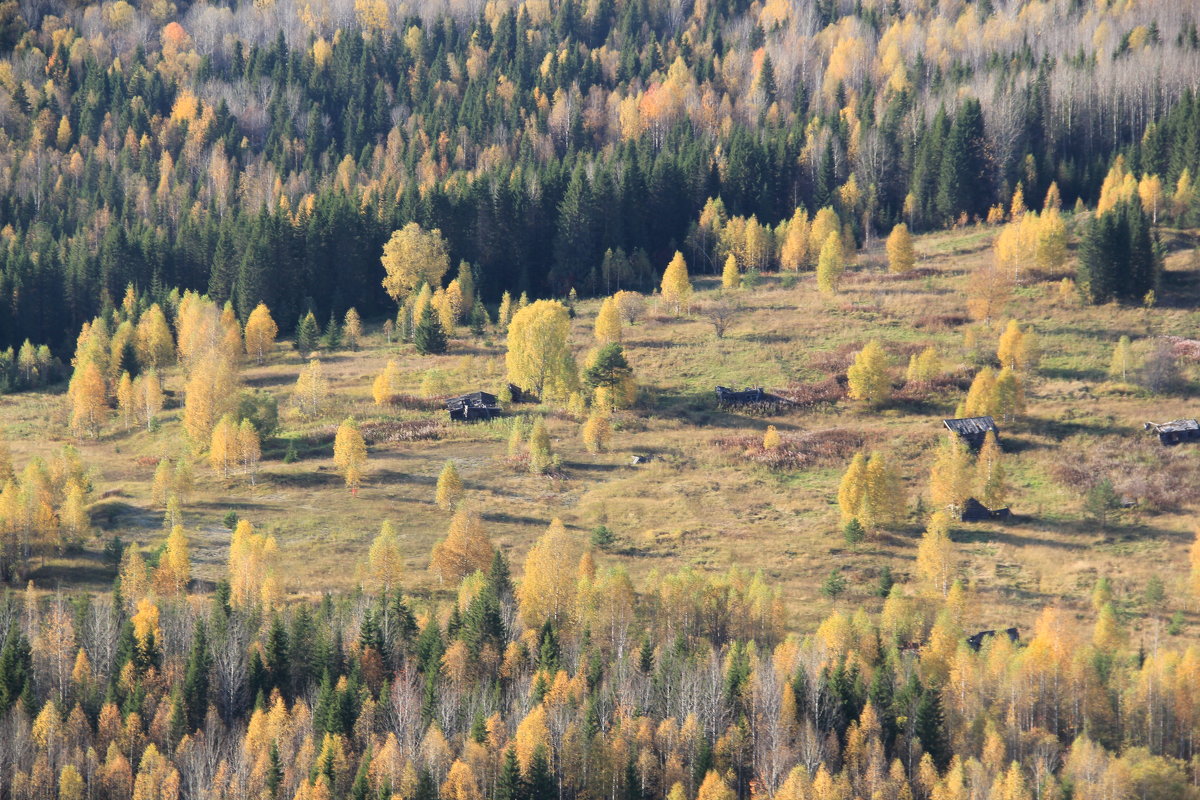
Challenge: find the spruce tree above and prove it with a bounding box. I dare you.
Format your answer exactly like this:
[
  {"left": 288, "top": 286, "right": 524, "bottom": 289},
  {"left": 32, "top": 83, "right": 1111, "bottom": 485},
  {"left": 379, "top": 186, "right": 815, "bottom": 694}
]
[
  {"left": 496, "top": 747, "right": 525, "bottom": 800},
  {"left": 296, "top": 311, "right": 320, "bottom": 353},
  {"left": 526, "top": 746, "right": 556, "bottom": 800},
  {"left": 936, "top": 98, "right": 990, "bottom": 223},
  {"left": 183, "top": 620, "right": 211, "bottom": 730},
  {"left": 414, "top": 303, "right": 448, "bottom": 355},
  {"left": 915, "top": 687, "right": 951, "bottom": 769}
]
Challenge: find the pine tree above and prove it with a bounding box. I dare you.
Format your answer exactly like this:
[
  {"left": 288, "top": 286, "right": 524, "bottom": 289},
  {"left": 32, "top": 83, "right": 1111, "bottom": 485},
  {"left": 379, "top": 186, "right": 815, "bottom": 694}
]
[
  {"left": 936, "top": 98, "right": 990, "bottom": 223},
  {"left": 182, "top": 620, "right": 210, "bottom": 731},
  {"left": 660, "top": 251, "right": 692, "bottom": 313},
  {"left": 886, "top": 223, "right": 915, "bottom": 273},
  {"left": 847, "top": 340, "right": 891, "bottom": 405},
  {"left": 333, "top": 418, "right": 368, "bottom": 492},
  {"left": 496, "top": 748, "right": 525, "bottom": 800},
  {"left": 915, "top": 688, "right": 951, "bottom": 769},
  {"left": 816, "top": 231, "right": 844, "bottom": 294},
  {"left": 321, "top": 311, "right": 341, "bottom": 350},
  {"left": 583, "top": 344, "right": 633, "bottom": 410},
  {"left": 414, "top": 303, "right": 449, "bottom": 355},
  {"left": 435, "top": 461, "right": 464, "bottom": 511}
]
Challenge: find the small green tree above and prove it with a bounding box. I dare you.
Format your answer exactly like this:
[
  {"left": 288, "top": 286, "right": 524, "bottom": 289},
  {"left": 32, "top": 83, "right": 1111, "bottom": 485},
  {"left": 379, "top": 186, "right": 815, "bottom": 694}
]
[
  {"left": 821, "top": 569, "right": 847, "bottom": 599},
  {"left": 296, "top": 311, "right": 320, "bottom": 353},
  {"left": 414, "top": 303, "right": 448, "bottom": 355}
]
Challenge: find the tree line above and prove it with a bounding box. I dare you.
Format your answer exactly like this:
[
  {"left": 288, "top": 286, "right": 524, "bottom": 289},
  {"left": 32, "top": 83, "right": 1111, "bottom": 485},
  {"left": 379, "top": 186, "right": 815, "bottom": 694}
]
[{"left": 0, "top": 0, "right": 1198, "bottom": 351}]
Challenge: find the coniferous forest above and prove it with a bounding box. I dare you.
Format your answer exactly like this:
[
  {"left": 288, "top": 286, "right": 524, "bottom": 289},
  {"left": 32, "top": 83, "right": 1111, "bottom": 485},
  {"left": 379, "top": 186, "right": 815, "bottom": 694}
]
[
  {"left": 0, "top": 0, "right": 1196, "bottom": 352},
  {"left": 4, "top": 0, "right": 1200, "bottom": 799}
]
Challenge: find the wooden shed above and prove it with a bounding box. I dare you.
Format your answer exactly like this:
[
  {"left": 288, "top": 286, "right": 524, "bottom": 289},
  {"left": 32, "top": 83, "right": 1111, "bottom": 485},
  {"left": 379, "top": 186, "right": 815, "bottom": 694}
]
[
  {"left": 960, "top": 497, "right": 1011, "bottom": 523},
  {"left": 943, "top": 416, "right": 998, "bottom": 449},
  {"left": 1143, "top": 419, "right": 1200, "bottom": 446},
  {"left": 966, "top": 627, "right": 1020, "bottom": 652},
  {"left": 716, "top": 386, "right": 767, "bottom": 405},
  {"left": 447, "top": 391, "right": 500, "bottom": 422}
]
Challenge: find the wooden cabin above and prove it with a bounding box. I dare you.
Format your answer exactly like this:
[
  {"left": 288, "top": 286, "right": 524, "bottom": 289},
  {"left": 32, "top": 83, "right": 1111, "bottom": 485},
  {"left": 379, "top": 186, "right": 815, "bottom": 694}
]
[
  {"left": 966, "top": 627, "right": 1020, "bottom": 652},
  {"left": 943, "top": 416, "right": 999, "bottom": 449},
  {"left": 715, "top": 386, "right": 767, "bottom": 405},
  {"left": 1143, "top": 419, "right": 1200, "bottom": 446},
  {"left": 447, "top": 391, "right": 500, "bottom": 422},
  {"left": 960, "top": 497, "right": 1011, "bottom": 523}
]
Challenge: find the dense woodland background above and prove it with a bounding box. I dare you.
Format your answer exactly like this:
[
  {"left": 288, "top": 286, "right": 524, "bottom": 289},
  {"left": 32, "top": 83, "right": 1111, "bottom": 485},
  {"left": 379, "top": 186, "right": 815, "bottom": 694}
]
[
  {"left": 2, "top": 0, "right": 1200, "bottom": 799},
  {"left": 0, "top": 0, "right": 1198, "bottom": 351}
]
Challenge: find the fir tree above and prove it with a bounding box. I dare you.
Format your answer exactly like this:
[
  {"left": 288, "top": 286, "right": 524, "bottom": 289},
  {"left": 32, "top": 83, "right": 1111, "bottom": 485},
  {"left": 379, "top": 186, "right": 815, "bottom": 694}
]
[
  {"left": 182, "top": 620, "right": 211, "bottom": 731},
  {"left": 414, "top": 303, "right": 448, "bottom": 355},
  {"left": 296, "top": 311, "right": 320, "bottom": 353}
]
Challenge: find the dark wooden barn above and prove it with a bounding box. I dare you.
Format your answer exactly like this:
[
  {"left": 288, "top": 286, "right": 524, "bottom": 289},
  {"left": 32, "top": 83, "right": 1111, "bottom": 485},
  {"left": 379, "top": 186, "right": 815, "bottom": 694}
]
[
  {"left": 716, "top": 386, "right": 767, "bottom": 404},
  {"left": 447, "top": 391, "right": 500, "bottom": 422},
  {"left": 1144, "top": 419, "right": 1200, "bottom": 446},
  {"left": 943, "top": 416, "right": 999, "bottom": 449},
  {"left": 966, "top": 627, "right": 1020, "bottom": 651},
  {"left": 960, "top": 497, "right": 1011, "bottom": 522}
]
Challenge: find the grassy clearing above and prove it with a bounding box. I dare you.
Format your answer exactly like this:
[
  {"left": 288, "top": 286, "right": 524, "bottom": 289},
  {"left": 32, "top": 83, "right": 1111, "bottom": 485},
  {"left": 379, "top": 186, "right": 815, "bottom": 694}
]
[{"left": 5, "top": 224, "right": 1200, "bottom": 636}]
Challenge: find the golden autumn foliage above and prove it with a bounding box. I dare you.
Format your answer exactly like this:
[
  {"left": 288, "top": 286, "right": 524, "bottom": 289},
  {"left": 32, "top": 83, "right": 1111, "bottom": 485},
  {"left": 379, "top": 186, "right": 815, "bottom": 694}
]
[
  {"left": 430, "top": 510, "right": 494, "bottom": 584},
  {"left": 333, "top": 418, "right": 368, "bottom": 491},
  {"left": 243, "top": 303, "right": 278, "bottom": 365},
  {"left": 885, "top": 223, "right": 915, "bottom": 273},
  {"left": 517, "top": 518, "right": 576, "bottom": 628},
  {"left": 381, "top": 222, "right": 451, "bottom": 302},
  {"left": 846, "top": 340, "right": 891, "bottom": 405},
  {"left": 659, "top": 251, "right": 692, "bottom": 313},
  {"left": 435, "top": 460, "right": 464, "bottom": 511}
]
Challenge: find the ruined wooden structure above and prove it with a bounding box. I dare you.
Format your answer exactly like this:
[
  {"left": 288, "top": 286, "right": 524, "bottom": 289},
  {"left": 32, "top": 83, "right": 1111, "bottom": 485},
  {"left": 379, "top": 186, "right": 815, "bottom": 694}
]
[
  {"left": 715, "top": 386, "right": 786, "bottom": 413},
  {"left": 966, "top": 627, "right": 1020, "bottom": 651},
  {"left": 960, "top": 497, "right": 1011, "bottom": 523},
  {"left": 447, "top": 391, "right": 500, "bottom": 422},
  {"left": 1144, "top": 419, "right": 1200, "bottom": 446},
  {"left": 943, "top": 416, "right": 999, "bottom": 449}
]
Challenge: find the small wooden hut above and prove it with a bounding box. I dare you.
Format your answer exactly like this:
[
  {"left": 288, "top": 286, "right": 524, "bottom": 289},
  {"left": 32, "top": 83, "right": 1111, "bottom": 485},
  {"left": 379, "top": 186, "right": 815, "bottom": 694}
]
[
  {"left": 943, "top": 416, "right": 998, "bottom": 449},
  {"left": 1143, "top": 419, "right": 1200, "bottom": 446},
  {"left": 447, "top": 391, "right": 500, "bottom": 422}
]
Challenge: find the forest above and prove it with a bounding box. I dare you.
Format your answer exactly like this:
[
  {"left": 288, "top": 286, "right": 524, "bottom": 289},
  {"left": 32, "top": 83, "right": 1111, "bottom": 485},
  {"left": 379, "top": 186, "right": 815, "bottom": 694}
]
[
  {"left": 0, "top": 0, "right": 1197, "bottom": 351},
  {"left": 2, "top": 0, "right": 1200, "bottom": 798}
]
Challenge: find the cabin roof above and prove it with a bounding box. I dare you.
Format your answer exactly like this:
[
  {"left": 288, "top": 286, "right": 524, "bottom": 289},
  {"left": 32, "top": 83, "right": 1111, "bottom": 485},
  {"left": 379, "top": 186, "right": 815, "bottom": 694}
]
[
  {"left": 447, "top": 391, "right": 497, "bottom": 406},
  {"left": 1147, "top": 418, "right": 1199, "bottom": 434},
  {"left": 943, "top": 416, "right": 997, "bottom": 436}
]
